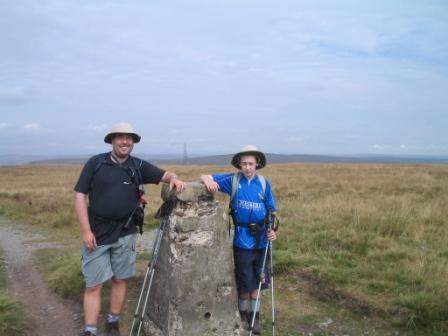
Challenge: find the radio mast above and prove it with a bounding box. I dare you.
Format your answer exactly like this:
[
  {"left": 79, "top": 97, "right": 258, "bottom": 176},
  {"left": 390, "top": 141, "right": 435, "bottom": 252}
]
[{"left": 183, "top": 143, "right": 188, "bottom": 165}]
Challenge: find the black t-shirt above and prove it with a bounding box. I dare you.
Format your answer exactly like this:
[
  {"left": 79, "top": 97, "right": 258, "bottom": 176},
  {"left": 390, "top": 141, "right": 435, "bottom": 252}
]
[{"left": 74, "top": 152, "right": 165, "bottom": 245}]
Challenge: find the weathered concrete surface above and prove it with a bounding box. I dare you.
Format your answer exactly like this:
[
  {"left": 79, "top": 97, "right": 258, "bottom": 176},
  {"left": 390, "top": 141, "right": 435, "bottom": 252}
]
[{"left": 144, "top": 182, "right": 242, "bottom": 336}]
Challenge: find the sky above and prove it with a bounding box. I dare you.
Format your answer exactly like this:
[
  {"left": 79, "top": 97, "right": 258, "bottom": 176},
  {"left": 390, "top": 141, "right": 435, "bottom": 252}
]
[{"left": 1, "top": 0, "right": 447, "bottom": 157}]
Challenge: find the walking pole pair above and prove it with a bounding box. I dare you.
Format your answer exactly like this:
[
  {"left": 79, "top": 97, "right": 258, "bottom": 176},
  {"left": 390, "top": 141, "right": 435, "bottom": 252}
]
[
  {"left": 129, "top": 200, "right": 174, "bottom": 336},
  {"left": 249, "top": 212, "right": 279, "bottom": 336}
]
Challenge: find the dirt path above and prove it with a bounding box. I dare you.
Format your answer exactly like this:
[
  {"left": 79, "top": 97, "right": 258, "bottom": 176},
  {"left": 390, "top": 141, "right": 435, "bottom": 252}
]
[{"left": 0, "top": 217, "right": 82, "bottom": 336}]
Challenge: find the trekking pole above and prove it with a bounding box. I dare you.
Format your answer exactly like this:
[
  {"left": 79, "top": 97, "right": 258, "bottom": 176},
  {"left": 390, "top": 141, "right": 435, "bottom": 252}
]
[
  {"left": 249, "top": 212, "right": 279, "bottom": 336},
  {"left": 270, "top": 239, "right": 275, "bottom": 336},
  {"left": 249, "top": 221, "right": 272, "bottom": 336},
  {"left": 129, "top": 200, "right": 173, "bottom": 336},
  {"left": 270, "top": 213, "right": 279, "bottom": 336}
]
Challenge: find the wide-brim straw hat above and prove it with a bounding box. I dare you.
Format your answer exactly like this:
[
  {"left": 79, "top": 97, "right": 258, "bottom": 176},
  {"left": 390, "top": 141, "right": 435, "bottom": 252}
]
[
  {"left": 231, "top": 145, "right": 266, "bottom": 169},
  {"left": 104, "top": 122, "right": 141, "bottom": 144}
]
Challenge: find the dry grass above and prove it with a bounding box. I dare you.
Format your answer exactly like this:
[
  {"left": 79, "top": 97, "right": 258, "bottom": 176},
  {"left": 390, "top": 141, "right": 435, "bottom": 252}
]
[{"left": 1, "top": 163, "right": 448, "bottom": 334}]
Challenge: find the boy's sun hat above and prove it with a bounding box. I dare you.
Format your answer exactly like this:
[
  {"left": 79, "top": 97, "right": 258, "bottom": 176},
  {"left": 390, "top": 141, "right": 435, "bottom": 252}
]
[{"left": 231, "top": 145, "right": 266, "bottom": 169}]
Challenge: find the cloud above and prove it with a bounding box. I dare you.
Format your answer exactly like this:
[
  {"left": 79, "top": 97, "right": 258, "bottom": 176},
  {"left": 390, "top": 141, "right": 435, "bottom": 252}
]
[
  {"left": 0, "top": 87, "right": 34, "bottom": 104},
  {"left": 87, "top": 124, "right": 107, "bottom": 132},
  {"left": 23, "top": 123, "right": 41, "bottom": 130},
  {"left": 372, "top": 144, "right": 386, "bottom": 150},
  {"left": 0, "top": 1, "right": 446, "bottom": 156},
  {"left": 372, "top": 143, "right": 424, "bottom": 153}
]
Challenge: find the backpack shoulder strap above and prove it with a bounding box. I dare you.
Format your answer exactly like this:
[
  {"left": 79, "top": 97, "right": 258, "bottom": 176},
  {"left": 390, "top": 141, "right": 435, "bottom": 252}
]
[
  {"left": 130, "top": 156, "right": 144, "bottom": 186},
  {"left": 230, "top": 173, "right": 266, "bottom": 200},
  {"left": 228, "top": 172, "right": 241, "bottom": 236},
  {"left": 230, "top": 172, "right": 241, "bottom": 202},
  {"left": 93, "top": 153, "right": 108, "bottom": 175},
  {"left": 258, "top": 174, "right": 266, "bottom": 195},
  {"left": 131, "top": 156, "right": 143, "bottom": 169}
]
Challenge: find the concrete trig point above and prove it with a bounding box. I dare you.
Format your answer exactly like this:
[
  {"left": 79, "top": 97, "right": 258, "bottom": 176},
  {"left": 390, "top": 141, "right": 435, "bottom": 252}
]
[{"left": 143, "top": 182, "right": 243, "bottom": 336}]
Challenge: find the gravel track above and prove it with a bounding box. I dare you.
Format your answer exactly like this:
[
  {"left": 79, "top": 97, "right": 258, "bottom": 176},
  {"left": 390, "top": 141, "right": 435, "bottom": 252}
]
[{"left": 0, "top": 217, "right": 82, "bottom": 336}]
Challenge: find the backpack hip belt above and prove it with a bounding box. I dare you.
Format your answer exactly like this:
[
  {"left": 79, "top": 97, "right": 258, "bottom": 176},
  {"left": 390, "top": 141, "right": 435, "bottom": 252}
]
[
  {"left": 89, "top": 214, "right": 128, "bottom": 226},
  {"left": 234, "top": 220, "right": 265, "bottom": 227}
]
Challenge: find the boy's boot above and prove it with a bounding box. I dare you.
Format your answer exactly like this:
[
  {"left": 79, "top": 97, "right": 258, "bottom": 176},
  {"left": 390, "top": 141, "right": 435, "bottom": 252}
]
[
  {"left": 238, "top": 298, "right": 250, "bottom": 330},
  {"left": 248, "top": 311, "right": 261, "bottom": 335},
  {"left": 239, "top": 310, "right": 250, "bottom": 330}
]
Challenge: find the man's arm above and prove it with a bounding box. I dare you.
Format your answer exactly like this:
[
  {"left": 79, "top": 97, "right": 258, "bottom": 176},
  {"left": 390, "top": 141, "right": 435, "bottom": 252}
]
[
  {"left": 74, "top": 191, "right": 97, "bottom": 251},
  {"left": 161, "top": 171, "right": 186, "bottom": 192},
  {"left": 200, "top": 174, "right": 219, "bottom": 193}
]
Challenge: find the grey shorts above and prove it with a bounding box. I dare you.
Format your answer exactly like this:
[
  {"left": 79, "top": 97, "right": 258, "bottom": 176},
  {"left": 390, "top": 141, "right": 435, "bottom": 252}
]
[{"left": 81, "top": 234, "right": 137, "bottom": 288}]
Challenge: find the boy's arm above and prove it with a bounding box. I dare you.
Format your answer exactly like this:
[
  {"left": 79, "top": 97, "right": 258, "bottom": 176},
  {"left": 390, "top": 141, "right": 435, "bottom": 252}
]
[{"left": 200, "top": 174, "right": 219, "bottom": 193}]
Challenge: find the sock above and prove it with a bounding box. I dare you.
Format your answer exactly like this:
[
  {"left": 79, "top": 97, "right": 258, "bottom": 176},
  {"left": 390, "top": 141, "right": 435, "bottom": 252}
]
[
  {"left": 84, "top": 325, "right": 97, "bottom": 335},
  {"left": 250, "top": 299, "right": 260, "bottom": 313},
  {"left": 238, "top": 299, "right": 250, "bottom": 312},
  {"left": 107, "top": 313, "right": 120, "bottom": 323}
]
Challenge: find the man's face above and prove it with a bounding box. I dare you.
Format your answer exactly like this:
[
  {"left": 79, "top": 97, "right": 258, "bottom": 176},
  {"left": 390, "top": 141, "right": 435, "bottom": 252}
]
[
  {"left": 239, "top": 155, "right": 257, "bottom": 179},
  {"left": 111, "top": 134, "right": 134, "bottom": 158}
]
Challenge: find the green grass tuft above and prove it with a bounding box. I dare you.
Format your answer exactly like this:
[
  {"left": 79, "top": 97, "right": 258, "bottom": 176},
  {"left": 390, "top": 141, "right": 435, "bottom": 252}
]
[
  {"left": 36, "top": 248, "right": 84, "bottom": 298},
  {"left": 0, "top": 294, "right": 25, "bottom": 335},
  {"left": 0, "top": 248, "right": 26, "bottom": 335}
]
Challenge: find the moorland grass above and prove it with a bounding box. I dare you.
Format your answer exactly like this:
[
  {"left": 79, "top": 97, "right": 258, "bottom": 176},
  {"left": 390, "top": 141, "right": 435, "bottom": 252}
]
[
  {"left": 35, "top": 247, "right": 85, "bottom": 299},
  {"left": 0, "top": 163, "right": 447, "bottom": 334},
  {"left": 0, "top": 247, "right": 25, "bottom": 335}
]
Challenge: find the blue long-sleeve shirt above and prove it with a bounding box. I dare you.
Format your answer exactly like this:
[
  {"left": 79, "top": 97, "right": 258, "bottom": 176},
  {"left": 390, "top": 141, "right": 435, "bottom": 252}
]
[{"left": 212, "top": 173, "right": 277, "bottom": 249}]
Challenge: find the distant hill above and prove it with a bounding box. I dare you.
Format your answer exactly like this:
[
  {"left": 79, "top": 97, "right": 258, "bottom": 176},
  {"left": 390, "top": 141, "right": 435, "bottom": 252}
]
[
  {"left": 5, "top": 153, "right": 446, "bottom": 166},
  {"left": 156, "top": 153, "right": 448, "bottom": 165},
  {"left": 0, "top": 153, "right": 180, "bottom": 165}
]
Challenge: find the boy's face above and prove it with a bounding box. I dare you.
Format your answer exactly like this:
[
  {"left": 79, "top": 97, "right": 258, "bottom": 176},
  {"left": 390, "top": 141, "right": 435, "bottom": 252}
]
[{"left": 239, "top": 155, "right": 257, "bottom": 179}]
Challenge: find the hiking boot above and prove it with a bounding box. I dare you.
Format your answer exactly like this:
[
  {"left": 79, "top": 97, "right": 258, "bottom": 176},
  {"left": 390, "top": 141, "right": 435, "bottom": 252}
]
[
  {"left": 239, "top": 310, "right": 250, "bottom": 330},
  {"left": 247, "top": 311, "right": 261, "bottom": 335},
  {"left": 105, "top": 320, "right": 121, "bottom": 336}
]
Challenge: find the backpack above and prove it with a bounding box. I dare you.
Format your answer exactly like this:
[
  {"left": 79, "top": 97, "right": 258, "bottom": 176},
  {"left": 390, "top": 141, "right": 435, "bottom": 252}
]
[
  {"left": 228, "top": 172, "right": 267, "bottom": 235},
  {"left": 91, "top": 153, "right": 146, "bottom": 233}
]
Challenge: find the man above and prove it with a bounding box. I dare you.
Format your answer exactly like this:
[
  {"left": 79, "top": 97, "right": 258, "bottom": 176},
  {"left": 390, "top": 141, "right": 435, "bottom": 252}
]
[
  {"left": 74, "top": 122, "right": 185, "bottom": 336},
  {"left": 200, "top": 145, "right": 278, "bottom": 335}
]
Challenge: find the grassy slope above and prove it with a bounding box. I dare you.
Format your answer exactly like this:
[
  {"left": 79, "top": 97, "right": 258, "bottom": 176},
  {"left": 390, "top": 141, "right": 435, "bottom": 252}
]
[
  {"left": 272, "top": 164, "right": 448, "bottom": 333},
  {"left": 0, "top": 164, "right": 447, "bottom": 335}
]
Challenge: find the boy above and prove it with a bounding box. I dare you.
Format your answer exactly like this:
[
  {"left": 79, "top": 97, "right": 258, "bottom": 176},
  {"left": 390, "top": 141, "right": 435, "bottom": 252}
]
[{"left": 201, "top": 145, "right": 278, "bottom": 335}]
